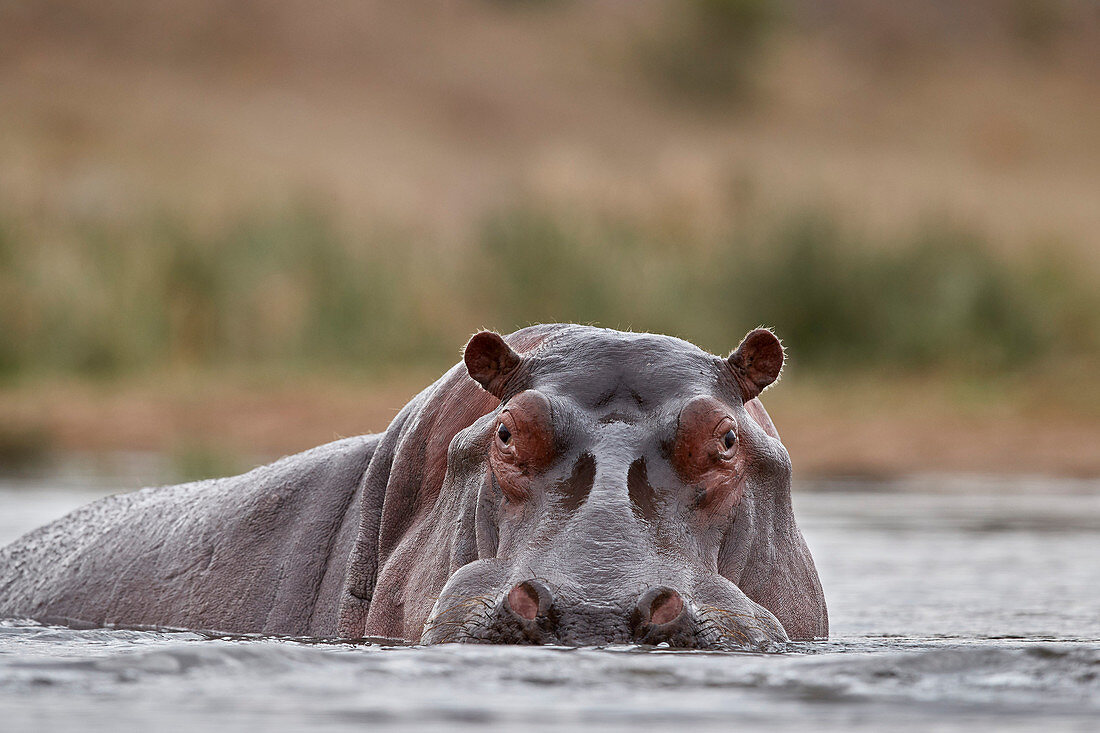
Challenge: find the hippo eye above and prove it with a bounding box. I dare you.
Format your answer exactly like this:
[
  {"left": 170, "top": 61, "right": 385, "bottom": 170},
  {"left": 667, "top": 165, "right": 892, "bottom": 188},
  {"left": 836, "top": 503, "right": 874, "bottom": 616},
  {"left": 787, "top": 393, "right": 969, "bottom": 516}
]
[
  {"left": 722, "top": 429, "right": 736, "bottom": 450},
  {"left": 497, "top": 423, "right": 512, "bottom": 444}
]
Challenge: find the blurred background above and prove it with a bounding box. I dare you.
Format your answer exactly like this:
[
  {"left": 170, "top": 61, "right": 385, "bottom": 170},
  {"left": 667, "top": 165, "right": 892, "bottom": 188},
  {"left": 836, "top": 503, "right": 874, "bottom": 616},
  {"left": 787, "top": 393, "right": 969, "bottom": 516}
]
[{"left": 2, "top": 0, "right": 1099, "bottom": 484}]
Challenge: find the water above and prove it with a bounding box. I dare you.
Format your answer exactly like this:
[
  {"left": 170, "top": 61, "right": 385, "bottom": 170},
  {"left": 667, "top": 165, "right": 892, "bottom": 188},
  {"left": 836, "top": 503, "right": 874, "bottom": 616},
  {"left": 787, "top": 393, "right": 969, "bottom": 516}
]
[{"left": 1, "top": 466, "right": 1098, "bottom": 731}]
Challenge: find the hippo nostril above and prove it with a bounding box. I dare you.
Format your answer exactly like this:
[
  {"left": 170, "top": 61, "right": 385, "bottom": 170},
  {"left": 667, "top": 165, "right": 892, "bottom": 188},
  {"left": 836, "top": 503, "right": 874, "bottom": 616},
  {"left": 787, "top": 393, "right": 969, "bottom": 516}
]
[
  {"left": 507, "top": 583, "right": 539, "bottom": 621},
  {"left": 649, "top": 589, "right": 684, "bottom": 626},
  {"left": 635, "top": 586, "right": 686, "bottom": 629},
  {"left": 505, "top": 580, "right": 550, "bottom": 622}
]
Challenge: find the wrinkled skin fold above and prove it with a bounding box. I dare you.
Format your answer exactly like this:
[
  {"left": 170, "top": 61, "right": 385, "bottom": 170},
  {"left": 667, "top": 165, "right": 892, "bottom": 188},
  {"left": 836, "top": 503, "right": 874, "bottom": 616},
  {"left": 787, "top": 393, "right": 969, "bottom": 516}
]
[{"left": 1, "top": 325, "right": 827, "bottom": 650}]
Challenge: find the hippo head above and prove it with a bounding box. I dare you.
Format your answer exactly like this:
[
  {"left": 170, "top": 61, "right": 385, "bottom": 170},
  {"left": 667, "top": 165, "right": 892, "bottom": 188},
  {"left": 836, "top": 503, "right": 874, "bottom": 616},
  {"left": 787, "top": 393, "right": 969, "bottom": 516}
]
[{"left": 409, "top": 326, "right": 826, "bottom": 650}]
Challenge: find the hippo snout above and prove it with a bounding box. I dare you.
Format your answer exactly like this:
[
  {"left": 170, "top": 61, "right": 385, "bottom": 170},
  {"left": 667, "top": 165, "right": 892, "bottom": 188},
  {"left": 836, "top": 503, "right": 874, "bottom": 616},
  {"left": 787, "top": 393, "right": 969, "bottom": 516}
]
[
  {"left": 498, "top": 580, "right": 693, "bottom": 646},
  {"left": 492, "top": 580, "right": 697, "bottom": 647},
  {"left": 422, "top": 577, "right": 783, "bottom": 650}
]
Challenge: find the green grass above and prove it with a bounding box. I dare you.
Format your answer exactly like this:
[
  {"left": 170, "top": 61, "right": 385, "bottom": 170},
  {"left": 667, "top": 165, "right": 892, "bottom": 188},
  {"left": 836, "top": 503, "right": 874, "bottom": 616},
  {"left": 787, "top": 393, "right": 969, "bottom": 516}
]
[
  {"left": 642, "top": 0, "right": 784, "bottom": 103},
  {"left": 1, "top": 204, "right": 1096, "bottom": 383},
  {"left": 169, "top": 439, "right": 249, "bottom": 483}
]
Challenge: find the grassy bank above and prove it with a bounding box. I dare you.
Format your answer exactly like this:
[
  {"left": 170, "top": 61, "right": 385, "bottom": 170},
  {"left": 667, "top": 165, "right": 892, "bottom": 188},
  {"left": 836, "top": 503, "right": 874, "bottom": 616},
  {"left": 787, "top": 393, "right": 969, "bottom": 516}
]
[
  {"left": 2, "top": 205, "right": 1097, "bottom": 383},
  {"left": 4, "top": 203, "right": 1100, "bottom": 480}
]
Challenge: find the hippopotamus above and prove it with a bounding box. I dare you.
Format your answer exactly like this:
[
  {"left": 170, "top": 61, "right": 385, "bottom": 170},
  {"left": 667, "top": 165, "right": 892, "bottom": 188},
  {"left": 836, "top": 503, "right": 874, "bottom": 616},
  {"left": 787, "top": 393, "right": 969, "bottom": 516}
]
[{"left": 0, "top": 324, "right": 827, "bottom": 649}]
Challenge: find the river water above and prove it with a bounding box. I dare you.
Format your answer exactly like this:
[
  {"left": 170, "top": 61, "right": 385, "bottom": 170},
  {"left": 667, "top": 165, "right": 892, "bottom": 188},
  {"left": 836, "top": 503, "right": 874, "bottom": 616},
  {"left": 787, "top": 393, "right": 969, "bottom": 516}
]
[{"left": 0, "top": 464, "right": 1097, "bottom": 732}]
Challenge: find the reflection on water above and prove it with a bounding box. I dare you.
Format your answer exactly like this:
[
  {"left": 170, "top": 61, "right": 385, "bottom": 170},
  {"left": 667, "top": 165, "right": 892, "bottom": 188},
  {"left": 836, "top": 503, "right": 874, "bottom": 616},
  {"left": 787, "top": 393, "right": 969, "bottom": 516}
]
[{"left": 0, "top": 460, "right": 1098, "bottom": 731}]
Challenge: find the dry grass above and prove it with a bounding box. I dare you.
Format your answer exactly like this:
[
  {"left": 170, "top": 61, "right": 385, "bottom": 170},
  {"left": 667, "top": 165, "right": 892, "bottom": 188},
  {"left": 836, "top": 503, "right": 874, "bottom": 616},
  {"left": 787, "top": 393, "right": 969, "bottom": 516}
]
[{"left": 1, "top": 1, "right": 1098, "bottom": 253}]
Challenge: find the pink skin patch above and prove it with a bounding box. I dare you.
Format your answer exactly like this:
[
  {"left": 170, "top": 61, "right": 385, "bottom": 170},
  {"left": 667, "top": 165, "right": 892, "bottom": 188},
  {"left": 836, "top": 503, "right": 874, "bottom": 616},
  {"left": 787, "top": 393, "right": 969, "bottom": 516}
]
[
  {"left": 649, "top": 589, "right": 684, "bottom": 626},
  {"left": 507, "top": 582, "right": 541, "bottom": 621}
]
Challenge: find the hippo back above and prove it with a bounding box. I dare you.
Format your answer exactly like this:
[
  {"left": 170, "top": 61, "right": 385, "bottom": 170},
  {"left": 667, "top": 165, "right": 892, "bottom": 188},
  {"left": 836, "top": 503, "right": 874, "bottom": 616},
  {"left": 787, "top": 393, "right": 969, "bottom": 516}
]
[{"left": 0, "top": 434, "right": 379, "bottom": 636}]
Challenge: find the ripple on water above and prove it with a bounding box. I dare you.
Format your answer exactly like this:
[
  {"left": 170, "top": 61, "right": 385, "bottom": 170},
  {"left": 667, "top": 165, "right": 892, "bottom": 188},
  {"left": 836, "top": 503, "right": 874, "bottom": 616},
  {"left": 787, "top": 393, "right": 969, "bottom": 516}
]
[
  {"left": 2, "top": 485, "right": 1099, "bottom": 731},
  {"left": 1, "top": 620, "right": 1098, "bottom": 732}
]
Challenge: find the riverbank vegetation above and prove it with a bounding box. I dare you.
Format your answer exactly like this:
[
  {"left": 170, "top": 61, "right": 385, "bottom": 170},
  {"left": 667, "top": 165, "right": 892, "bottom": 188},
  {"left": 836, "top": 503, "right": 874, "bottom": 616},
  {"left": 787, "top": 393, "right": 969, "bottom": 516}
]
[
  {"left": 3, "top": 1, "right": 1099, "bottom": 479},
  {"left": 3, "top": 205, "right": 1095, "bottom": 383}
]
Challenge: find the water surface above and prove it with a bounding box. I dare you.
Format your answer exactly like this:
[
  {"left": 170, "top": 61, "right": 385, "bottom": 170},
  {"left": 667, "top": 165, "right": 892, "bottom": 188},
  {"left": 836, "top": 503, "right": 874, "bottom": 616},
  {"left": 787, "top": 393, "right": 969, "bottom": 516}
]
[{"left": 1, "top": 466, "right": 1097, "bottom": 731}]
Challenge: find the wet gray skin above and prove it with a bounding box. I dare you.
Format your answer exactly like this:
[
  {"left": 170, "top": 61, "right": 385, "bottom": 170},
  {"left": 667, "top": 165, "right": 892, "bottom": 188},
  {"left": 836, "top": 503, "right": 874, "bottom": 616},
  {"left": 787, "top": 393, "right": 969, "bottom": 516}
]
[
  {"left": 0, "top": 325, "right": 826, "bottom": 650},
  {"left": 408, "top": 327, "right": 827, "bottom": 650}
]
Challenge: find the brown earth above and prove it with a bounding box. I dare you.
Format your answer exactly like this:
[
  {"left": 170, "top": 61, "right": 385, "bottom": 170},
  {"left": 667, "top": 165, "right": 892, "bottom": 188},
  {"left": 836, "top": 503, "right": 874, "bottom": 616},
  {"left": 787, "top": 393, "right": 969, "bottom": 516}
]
[{"left": 3, "top": 374, "right": 1100, "bottom": 479}]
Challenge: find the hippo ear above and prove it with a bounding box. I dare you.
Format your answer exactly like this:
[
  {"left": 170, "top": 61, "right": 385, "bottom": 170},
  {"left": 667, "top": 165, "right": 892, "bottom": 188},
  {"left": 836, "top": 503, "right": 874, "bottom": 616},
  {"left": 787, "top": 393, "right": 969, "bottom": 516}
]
[
  {"left": 464, "top": 331, "right": 522, "bottom": 398},
  {"left": 728, "top": 328, "right": 784, "bottom": 402}
]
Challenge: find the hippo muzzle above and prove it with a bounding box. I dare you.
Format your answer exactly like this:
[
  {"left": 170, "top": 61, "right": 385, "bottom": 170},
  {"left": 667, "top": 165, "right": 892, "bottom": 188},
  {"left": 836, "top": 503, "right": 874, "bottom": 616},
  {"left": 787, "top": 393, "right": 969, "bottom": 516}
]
[{"left": 423, "top": 572, "right": 788, "bottom": 651}]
